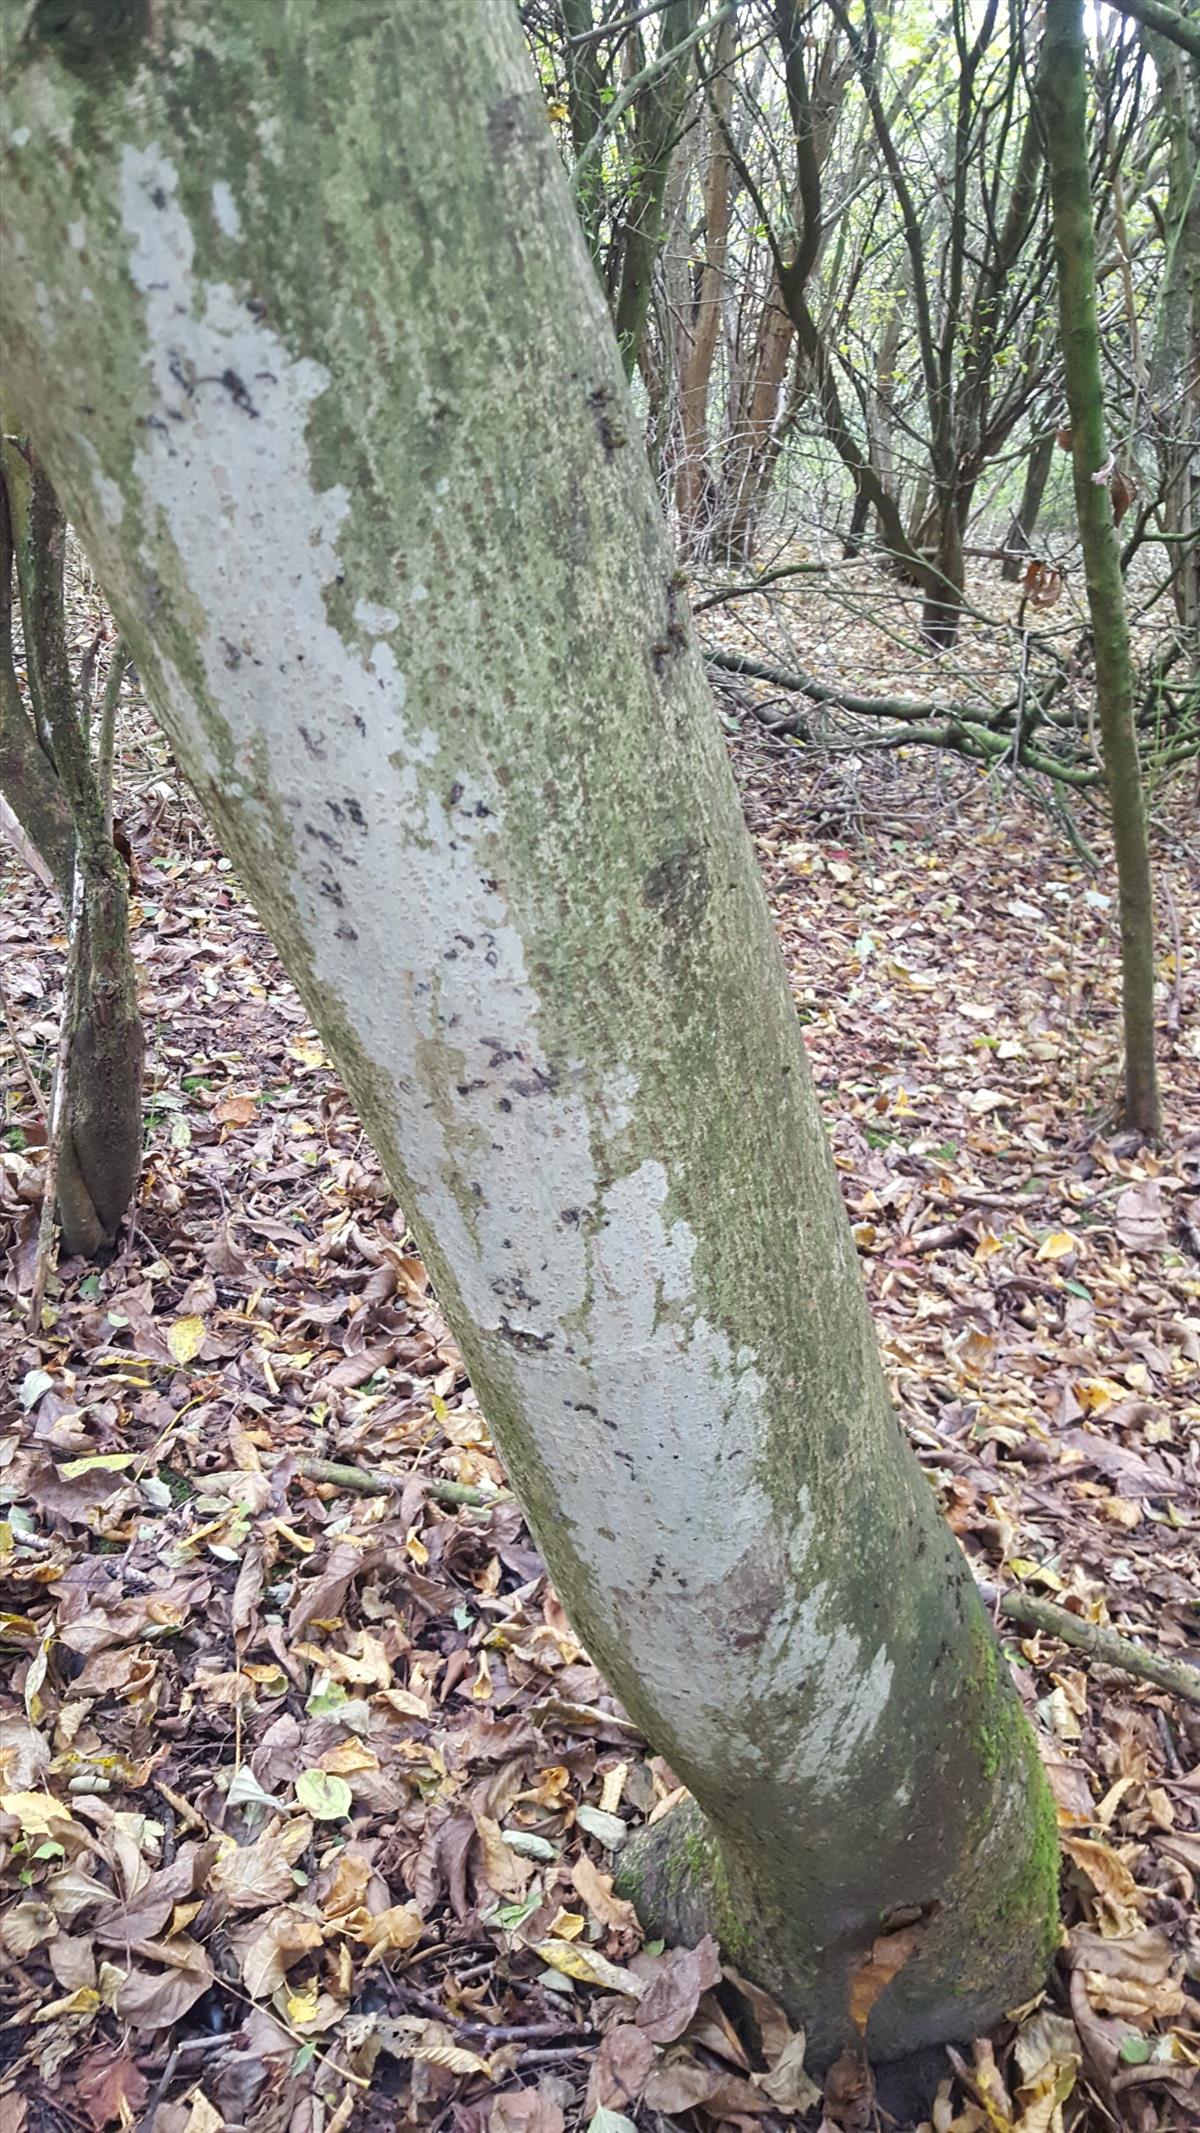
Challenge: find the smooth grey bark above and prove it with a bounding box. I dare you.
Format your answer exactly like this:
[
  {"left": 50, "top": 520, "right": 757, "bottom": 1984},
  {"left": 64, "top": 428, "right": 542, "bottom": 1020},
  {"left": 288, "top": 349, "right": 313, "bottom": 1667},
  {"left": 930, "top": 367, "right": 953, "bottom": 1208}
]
[{"left": 0, "top": 0, "right": 1057, "bottom": 2064}]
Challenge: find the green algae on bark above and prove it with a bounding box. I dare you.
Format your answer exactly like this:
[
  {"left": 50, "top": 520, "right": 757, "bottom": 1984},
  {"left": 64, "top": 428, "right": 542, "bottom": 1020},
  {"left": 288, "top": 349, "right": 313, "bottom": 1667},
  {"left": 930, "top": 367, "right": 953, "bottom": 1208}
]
[{"left": 1, "top": 0, "right": 1058, "bottom": 2057}]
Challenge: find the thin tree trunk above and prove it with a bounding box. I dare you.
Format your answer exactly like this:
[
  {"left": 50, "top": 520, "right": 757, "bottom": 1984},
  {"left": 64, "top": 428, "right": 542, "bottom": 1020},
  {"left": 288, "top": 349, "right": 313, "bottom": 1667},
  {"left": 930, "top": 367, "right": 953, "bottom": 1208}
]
[
  {"left": 1001, "top": 430, "right": 1055, "bottom": 580},
  {"left": 612, "top": 2, "right": 701, "bottom": 376},
  {"left": 1038, "top": 0, "right": 1162, "bottom": 1139},
  {"left": 1145, "top": 33, "right": 1200, "bottom": 644},
  {"left": 0, "top": 442, "right": 143, "bottom": 1250},
  {"left": 0, "top": 0, "right": 1058, "bottom": 2062},
  {"left": 674, "top": 16, "right": 735, "bottom": 546}
]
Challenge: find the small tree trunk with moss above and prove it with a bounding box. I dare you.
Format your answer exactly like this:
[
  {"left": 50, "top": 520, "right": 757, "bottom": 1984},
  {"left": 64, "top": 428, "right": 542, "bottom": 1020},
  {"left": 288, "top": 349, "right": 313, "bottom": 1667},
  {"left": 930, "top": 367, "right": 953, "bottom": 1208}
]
[
  {"left": 0, "top": 0, "right": 1058, "bottom": 2065},
  {"left": 0, "top": 441, "right": 143, "bottom": 1255},
  {"left": 1038, "top": 0, "right": 1161, "bottom": 1139},
  {"left": 1001, "top": 429, "right": 1056, "bottom": 581}
]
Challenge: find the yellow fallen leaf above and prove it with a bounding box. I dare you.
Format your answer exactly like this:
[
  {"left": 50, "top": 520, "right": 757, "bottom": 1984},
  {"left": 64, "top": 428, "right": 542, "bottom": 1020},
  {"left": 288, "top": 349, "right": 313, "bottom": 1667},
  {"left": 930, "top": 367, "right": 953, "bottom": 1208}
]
[
  {"left": 0, "top": 1790, "right": 77, "bottom": 1838},
  {"left": 1074, "top": 1378, "right": 1125, "bottom": 1414},
  {"left": 34, "top": 1985, "right": 100, "bottom": 2023},
  {"left": 1036, "top": 1231, "right": 1078, "bottom": 1262},
  {"left": 547, "top": 1907, "right": 585, "bottom": 1940},
  {"left": 600, "top": 1763, "right": 628, "bottom": 1814},
  {"left": 286, "top": 1982, "right": 321, "bottom": 2025},
  {"left": 349, "top": 1902, "right": 424, "bottom": 1958},
  {"left": 535, "top": 1939, "right": 645, "bottom": 1997},
  {"left": 321, "top": 1738, "right": 379, "bottom": 1776},
  {"left": 57, "top": 1451, "right": 138, "bottom": 1480},
  {"left": 168, "top": 1316, "right": 207, "bottom": 1366},
  {"left": 183, "top": 2091, "right": 225, "bottom": 2133}
]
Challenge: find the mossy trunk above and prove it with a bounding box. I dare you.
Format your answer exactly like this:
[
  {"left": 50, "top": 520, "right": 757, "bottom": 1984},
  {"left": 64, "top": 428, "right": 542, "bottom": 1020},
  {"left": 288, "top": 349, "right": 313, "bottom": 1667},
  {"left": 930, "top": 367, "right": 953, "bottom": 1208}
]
[
  {"left": 611, "top": 2, "right": 699, "bottom": 377},
  {"left": 0, "top": 0, "right": 1057, "bottom": 2065},
  {"left": 1038, "top": 0, "right": 1161, "bottom": 1139}
]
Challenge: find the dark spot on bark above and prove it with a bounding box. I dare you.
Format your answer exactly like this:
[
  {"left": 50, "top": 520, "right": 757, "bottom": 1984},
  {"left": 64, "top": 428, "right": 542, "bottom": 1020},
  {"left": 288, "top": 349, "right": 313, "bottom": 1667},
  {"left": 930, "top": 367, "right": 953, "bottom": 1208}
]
[
  {"left": 220, "top": 639, "right": 243, "bottom": 671},
  {"left": 642, "top": 842, "right": 709, "bottom": 927},
  {"left": 344, "top": 797, "right": 365, "bottom": 828},
  {"left": 572, "top": 1402, "right": 598, "bottom": 1417},
  {"left": 560, "top": 1207, "right": 580, "bottom": 1226},
  {"left": 32, "top": 2, "right": 152, "bottom": 76},
  {"left": 496, "top": 1318, "right": 552, "bottom": 1353},
  {"left": 510, "top": 1067, "right": 558, "bottom": 1097},
  {"left": 487, "top": 94, "right": 524, "bottom": 156},
  {"left": 318, "top": 878, "right": 344, "bottom": 908},
  {"left": 498, "top": 1097, "right": 512, "bottom": 1113},
  {"left": 335, "top": 922, "right": 358, "bottom": 943},
  {"left": 220, "top": 368, "right": 259, "bottom": 417},
  {"left": 587, "top": 384, "right": 626, "bottom": 460},
  {"left": 449, "top": 781, "right": 464, "bottom": 806}
]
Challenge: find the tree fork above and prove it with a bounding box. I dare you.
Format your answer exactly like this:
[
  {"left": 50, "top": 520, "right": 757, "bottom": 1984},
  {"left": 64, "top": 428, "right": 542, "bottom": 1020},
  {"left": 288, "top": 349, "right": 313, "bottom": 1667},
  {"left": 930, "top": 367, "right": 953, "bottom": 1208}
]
[{"left": 0, "top": 0, "right": 1058, "bottom": 2065}]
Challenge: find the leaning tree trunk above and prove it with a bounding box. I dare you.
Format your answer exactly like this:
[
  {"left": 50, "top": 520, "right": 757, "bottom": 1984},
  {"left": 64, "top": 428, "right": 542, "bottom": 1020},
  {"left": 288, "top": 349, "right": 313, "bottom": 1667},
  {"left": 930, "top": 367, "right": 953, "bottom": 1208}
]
[
  {"left": 1038, "top": 0, "right": 1162, "bottom": 1139},
  {"left": 0, "top": 0, "right": 1057, "bottom": 2065}
]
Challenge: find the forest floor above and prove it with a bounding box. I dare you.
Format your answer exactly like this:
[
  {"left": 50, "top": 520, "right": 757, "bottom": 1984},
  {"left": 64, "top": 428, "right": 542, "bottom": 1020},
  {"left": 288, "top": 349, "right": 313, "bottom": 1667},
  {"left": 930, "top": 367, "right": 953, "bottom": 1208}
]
[{"left": 1, "top": 566, "right": 1198, "bottom": 2133}]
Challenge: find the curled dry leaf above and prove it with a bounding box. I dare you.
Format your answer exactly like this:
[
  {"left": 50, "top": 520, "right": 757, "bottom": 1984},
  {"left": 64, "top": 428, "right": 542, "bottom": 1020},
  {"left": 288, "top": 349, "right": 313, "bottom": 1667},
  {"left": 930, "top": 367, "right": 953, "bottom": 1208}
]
[
  {"left": 570, "top": 1850, "right": 640, "bottom": 1938},
  {"left": 1114, "top": 1182, "right": 1169, "bottom": 1255},
  {"left": 207, "top": 1819, "right": 311, "bottom": 1911},
  {"left": 633, "top": 1935, "right": 721, "bottom": 2044},
  {"left": 753, "top": 2029, "right": 822, "bottom": 2114},
  {"left": 585, "top": 2023, "right": 655, "bottom": 2117},
  {"left": 489, "top": 2089, "right": 566, "bottom": 2133},
  {"left": 848, "top": 1920, "right": 925, "bottom": 2033},
  {"left": 239, "top": 1908, "right": 325, "bottom": 1999}
]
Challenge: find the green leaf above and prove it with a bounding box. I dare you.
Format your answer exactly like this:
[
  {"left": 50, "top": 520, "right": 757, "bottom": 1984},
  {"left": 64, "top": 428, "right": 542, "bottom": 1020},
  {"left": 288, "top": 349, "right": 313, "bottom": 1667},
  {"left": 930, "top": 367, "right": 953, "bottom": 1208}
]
[
  {"left": 492, "top": 1893, "right": 542, "bottom": 1930},
  {"left": 295, "top": 1769, "right": 353, "bottom": 1821},
  {"left": 1118, "top": 2036, "right": 1152, "bottom": 2066},
  {"left": 588, "top": 2111, "right": 639, "bottom": 2133}
]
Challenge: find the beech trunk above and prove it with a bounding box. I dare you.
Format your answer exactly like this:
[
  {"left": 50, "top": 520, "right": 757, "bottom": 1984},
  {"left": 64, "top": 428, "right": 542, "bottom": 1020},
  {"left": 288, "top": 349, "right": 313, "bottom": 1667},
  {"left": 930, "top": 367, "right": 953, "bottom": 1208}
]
[{"left": 0, "top": 0, "right": 1057, "bottom": 2064}]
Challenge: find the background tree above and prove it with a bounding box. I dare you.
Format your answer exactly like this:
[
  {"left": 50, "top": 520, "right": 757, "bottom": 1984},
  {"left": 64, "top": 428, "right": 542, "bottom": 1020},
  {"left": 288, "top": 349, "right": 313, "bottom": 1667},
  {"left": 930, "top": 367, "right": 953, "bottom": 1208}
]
[
  {"left": 0, "top": 442, "right": 142, "bottom": 1258},
  {"left": 1038, "top": 0, "right": 1163, "bottom": 1139},
  {"left": 0, "top": 0, "right": 1058, "bottom": 2066}
]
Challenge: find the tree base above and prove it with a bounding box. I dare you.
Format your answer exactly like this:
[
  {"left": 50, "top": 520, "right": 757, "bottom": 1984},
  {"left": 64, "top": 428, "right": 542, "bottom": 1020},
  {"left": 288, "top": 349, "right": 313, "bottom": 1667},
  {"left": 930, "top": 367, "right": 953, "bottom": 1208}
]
[{"left": 615, "top": 1784, "right": 1059, "bottom": 2072}]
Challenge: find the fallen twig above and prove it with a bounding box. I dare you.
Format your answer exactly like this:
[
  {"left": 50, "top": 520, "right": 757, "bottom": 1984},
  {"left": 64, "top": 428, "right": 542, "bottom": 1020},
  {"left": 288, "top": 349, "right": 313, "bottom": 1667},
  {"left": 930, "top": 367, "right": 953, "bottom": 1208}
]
[
  {"left": 297, "top": 1454, "right": 511, "bottom": 1509},
  {"left": 980, "top": 1581, "right": 1200, "bottom": 1705}
]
